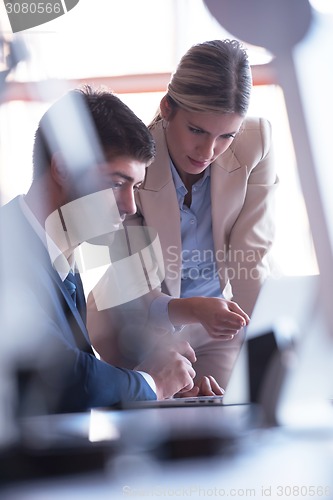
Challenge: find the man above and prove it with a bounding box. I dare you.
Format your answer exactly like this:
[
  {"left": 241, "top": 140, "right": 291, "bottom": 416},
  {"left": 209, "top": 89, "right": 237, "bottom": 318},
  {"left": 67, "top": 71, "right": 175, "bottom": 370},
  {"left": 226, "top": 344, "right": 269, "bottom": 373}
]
[{"left": 0, "top": 86, "right": 196, "bottom": 414}]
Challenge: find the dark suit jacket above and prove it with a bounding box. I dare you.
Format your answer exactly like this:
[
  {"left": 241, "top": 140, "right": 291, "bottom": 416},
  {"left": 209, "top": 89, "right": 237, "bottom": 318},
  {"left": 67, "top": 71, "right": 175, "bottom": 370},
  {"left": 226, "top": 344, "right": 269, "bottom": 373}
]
[{"left": 0, "top": 196, "right": 156, "bottom": 413}]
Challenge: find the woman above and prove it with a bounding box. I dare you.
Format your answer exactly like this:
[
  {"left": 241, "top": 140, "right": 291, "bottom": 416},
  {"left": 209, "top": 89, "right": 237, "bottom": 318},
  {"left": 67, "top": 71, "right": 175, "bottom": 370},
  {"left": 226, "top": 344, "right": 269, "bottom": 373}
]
[{"left": 87, "top": 39, "right": 278, "bottom": 393}]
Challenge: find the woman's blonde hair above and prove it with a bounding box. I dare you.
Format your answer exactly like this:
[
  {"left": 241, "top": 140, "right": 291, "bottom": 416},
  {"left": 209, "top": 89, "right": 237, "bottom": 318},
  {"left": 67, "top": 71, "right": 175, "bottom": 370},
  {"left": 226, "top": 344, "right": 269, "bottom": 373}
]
[{"left": 150, "top": 39, "right": 252, "bottom": 128}]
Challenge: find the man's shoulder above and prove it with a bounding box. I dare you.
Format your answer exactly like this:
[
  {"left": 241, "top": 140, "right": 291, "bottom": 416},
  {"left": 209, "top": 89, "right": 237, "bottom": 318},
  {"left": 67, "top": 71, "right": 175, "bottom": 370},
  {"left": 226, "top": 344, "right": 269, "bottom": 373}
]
[
  {"left": 1, "top": 196, "right": 29, "bottom": 244},
  {"left": 0, "top": 195, "right": 27, "bottom": 228},
  {"left": 0, "top": 195, "right": 46, "bottom": 273},
  {"left": 1, "top": 195, "right": 21, "bottom": 215}
]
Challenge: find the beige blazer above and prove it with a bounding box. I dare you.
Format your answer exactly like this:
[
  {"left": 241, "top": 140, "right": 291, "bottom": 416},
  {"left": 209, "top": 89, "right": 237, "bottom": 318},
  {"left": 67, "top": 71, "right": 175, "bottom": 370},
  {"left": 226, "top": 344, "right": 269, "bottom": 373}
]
[
  {"left": 135, "top": 116, "right": 279, "bottom": 316},
  {"left": 87, "top": 116, "right": 278, "bottom": 380}
]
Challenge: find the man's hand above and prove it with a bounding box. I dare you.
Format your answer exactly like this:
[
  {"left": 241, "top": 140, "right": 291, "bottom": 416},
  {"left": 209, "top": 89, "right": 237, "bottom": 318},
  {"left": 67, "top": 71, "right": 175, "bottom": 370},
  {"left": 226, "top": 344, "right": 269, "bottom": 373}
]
[
  {"left": 175, "top": 375, "right": 224, "bottom": 398},
  {"left": 169, "top": 296, "right": 250, "bottom": 340},
  {"left": 135, "top": 340, "right": 196, "bottom": 400}
]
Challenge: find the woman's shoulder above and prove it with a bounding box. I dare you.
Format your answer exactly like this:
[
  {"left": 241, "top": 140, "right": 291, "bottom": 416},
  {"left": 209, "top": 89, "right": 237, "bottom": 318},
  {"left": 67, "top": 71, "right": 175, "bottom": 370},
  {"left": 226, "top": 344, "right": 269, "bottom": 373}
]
[
  {"left": 230, "top": 116, "right": 272, "bottom": 163},
  {"left": 240, "top": 116, "right": 272, "bottom": 136}
]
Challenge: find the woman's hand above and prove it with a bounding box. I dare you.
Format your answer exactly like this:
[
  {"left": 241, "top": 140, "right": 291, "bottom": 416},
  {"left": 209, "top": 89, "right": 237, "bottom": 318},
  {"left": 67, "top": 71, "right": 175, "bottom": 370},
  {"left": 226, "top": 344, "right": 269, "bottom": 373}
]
[{"left": 169, "top": 296, "right": 250, "bottom": 340}]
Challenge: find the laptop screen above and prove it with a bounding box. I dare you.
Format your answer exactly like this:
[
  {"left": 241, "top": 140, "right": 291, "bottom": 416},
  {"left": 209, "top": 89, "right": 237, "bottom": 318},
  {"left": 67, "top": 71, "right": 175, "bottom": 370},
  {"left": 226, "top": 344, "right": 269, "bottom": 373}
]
[{"left": 223, "top": 274, "right": 320, "bottom": 407}]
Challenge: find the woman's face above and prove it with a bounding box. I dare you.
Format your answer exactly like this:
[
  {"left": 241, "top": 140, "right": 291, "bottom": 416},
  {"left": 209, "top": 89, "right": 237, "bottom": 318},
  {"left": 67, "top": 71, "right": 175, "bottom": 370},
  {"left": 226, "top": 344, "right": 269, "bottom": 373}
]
[{"left": 163, "top": 107, "right": 243, "bottom": 183}]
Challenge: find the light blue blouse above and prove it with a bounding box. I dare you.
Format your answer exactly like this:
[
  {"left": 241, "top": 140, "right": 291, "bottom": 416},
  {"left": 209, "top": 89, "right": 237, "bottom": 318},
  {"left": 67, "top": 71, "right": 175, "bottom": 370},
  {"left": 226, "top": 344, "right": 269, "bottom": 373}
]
[
  {"left": 170, "top": 161, "right": 222, "bottom": 299},
  {"left": 149, "top": 160, "right": 223, "bottom": 332}
]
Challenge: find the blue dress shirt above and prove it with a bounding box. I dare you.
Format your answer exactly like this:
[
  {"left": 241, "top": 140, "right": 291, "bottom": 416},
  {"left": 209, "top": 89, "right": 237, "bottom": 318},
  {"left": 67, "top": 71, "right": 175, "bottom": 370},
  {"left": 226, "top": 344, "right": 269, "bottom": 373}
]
[
  {"left": 170, "top": 161, "right": 222, "bottom": 299},
  {"left": 149, "top": 160, "right": 223, "bottom": 332}
]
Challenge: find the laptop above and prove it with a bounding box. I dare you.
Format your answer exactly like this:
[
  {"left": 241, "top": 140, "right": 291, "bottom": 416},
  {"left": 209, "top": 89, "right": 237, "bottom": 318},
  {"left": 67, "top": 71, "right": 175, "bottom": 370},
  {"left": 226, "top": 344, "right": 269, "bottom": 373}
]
[
  {"left": 120, "top": 274, "right": 320, "bottom": 411},
  {"left": 223, "top": 273, "right": 320, "bottom": 425},
  {"left": 245, "top": 273, "right": 319, "bottom": 341},
  {"left": 16, "top": 274, "right": 321, "bottom": 465},
  {"left": 119, "top": 394, "right": 225, "bottom": 409}
]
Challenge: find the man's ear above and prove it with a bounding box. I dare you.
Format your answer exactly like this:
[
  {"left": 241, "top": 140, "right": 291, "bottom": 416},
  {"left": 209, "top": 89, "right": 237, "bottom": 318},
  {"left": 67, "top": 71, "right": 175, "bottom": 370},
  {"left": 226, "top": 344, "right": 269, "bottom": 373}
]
[{"left": 50, "top": 152, "right": 69, "bottom": 188}]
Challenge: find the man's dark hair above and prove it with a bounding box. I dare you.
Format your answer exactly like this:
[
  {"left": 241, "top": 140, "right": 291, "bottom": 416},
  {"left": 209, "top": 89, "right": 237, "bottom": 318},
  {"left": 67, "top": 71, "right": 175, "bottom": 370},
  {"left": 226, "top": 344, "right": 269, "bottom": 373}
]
[{"left": 32, "top": 85, "right": 156, "bottom": 179}]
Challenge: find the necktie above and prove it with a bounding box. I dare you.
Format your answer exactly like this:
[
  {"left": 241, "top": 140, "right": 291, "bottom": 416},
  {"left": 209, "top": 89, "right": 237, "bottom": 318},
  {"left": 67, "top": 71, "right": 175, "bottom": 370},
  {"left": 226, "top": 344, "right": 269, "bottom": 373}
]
[
  {"left": 63, "top": 271, "right": 91, "bottom": 354},
  {"left": 64, "top": 272, "right": 77, "bottom": 306}
]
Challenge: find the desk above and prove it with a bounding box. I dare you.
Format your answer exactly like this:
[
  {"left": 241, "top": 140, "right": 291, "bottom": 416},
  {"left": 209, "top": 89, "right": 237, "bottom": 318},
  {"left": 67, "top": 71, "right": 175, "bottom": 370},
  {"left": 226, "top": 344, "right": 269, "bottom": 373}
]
[{"left": 1, "top": 405, "right": 333, "bottom": 499}]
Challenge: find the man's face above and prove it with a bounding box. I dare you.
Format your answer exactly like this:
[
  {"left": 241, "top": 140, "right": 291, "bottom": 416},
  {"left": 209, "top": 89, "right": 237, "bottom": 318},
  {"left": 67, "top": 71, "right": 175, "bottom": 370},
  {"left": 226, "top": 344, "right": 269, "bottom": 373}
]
[
  {"left": 75, "top": 155, "right": 146, "bottom": 244},
  {"left": 82, "top": 154, "right": 146, "bottom": 221},
  {"left": 47, "top": 155, "right": 146, "bottom": 256}
]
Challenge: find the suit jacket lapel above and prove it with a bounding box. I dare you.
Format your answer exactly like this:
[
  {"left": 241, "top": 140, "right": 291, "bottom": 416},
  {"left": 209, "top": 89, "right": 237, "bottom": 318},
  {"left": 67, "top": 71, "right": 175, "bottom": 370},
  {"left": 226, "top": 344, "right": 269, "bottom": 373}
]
[
  {"left": 5, "top": 197, "right": 93, "bottom": 354},
  {"left": 49, "top": 267, "right": 92, "bottom": 348},
  {"left": 75, "top": 272, "right": 87, "bottom": 324},
  {"left": 138, "top": 124, "right": 249, "bottom": 297},
  {"left": 138, "top": 124, "right": 182, "bottom": 296},
  {"left": 211, "top": 143, "right": 248, "bottom": 289}
]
